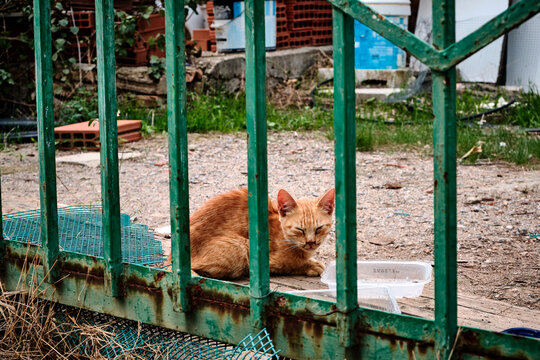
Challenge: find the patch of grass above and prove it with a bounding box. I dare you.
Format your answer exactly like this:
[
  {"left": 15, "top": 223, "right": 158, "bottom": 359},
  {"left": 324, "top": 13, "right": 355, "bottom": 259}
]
[
  {"left": 118, "top": 92, "right": 333, "bottom": 134},
  {"left": 115, "top": 89, "right": 539, "bottom": 167},
  {"left": 458, "top": 126, "right": 540, "bottom": 165},
  {"left": 356, "top": 124, "right": 375, "bottom": 151},
  {"left": 512, "top": 86, "right": 540, "bottom": 128}
]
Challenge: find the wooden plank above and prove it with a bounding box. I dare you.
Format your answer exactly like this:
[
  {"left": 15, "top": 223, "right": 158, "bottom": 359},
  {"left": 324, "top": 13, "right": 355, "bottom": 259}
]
[
  {"left": 399, "top": 286, "right": 540, "bottom": 332},
  {"left": 240, "top": 277, "right": 540, "bottom": 333}
]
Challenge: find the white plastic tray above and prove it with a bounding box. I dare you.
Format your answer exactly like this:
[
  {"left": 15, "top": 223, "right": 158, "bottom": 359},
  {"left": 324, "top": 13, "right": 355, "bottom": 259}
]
[
  {"left": 321, "top": 260, "right": 432, "bottom": 298},
  {"left": 288, "top": 286, "right": 401, "bottom": 314}
]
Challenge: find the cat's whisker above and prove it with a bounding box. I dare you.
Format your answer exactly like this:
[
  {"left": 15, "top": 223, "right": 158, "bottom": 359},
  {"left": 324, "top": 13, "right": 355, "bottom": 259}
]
[
  {"left": 282, "top": 244, "right": 301, "bottom": 251},
  {"left": 280, "top": 239, "right": 298, "bottom": 244}
]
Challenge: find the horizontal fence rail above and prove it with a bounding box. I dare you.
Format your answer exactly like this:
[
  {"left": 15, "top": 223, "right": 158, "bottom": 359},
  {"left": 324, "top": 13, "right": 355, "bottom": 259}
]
[{"left": 0, "top": 0, "right": 539, "bottom": 359}]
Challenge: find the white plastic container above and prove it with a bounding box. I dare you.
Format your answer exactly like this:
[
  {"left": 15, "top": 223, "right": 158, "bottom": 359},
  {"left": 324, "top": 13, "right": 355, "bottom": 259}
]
[
  {"left": 288, "top": 286, "right": 401, "bottom": 314},
  {"left": 213, "top": 0, "right": 276, "bottom": 53},
  {"left": 321, "top": 261, "right": 432, "bottom": 298}
]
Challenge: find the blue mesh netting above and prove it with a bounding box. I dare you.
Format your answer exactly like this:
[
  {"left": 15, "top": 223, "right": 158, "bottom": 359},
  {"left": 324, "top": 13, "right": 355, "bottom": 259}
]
[
  {"left": 55, "top": 304, "right": 280, "bottom": 359},
  {"left": 2, "top": 205, "right": 164, "bottom": 266}
]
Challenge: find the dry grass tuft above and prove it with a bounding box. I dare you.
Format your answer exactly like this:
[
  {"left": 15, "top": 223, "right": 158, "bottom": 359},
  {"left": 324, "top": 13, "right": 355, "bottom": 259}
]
[{"left": 0, "top": 249, "right": 163, "bottom": 359}]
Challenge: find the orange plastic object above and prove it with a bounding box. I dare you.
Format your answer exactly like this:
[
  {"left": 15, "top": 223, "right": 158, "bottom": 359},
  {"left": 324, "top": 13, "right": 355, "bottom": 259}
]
[{"left": 54, "top": 120, "right": 142, "bottom": 149}]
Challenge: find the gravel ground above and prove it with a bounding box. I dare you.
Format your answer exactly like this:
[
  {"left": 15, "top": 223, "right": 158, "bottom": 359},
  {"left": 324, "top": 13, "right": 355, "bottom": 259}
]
[{"left": 1, "top": 131, "right": 539, "bottom": 309}]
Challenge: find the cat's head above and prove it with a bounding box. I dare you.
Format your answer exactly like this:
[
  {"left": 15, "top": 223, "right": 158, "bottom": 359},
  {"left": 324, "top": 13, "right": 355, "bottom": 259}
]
[{"left": 277, "top": 188, "right": 335, "bottom": 252}]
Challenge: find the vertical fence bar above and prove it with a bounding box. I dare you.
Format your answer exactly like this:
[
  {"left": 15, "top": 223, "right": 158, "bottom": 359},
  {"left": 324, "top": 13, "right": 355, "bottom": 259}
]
[
  {"left": 432, "top": 0, "right": 458, "bottom": 358},
  {"left": 166, "top": 0, "right": 191, "bottom": 312},
  {"left": 245, "top": 0, "right": 269, "bottom": 329},
  {"left": 34, "top": 0, "right": 59, "bottom": 282},
  {"left": 332, "top": 7, "right": 357, "bottom": 348},
  {"left": 95, "top": 0, "right": 122, "bottom": 297}
]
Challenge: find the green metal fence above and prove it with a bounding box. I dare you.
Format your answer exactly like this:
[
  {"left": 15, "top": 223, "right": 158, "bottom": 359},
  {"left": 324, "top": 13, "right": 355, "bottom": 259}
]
[{"left": 1, "top": 0, "right": 540, "bottom": 358}]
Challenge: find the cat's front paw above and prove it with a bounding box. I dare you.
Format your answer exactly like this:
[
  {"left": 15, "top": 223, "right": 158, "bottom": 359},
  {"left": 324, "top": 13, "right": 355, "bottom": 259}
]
[{"left": 305, "top": 260, "right": 325, "bottom": 277}]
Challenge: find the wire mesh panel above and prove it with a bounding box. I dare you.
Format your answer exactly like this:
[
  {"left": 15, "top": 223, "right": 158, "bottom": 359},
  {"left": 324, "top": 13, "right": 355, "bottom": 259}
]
[
  {"left": 2, "top": 206, "right": 163, "bottom": 265},
  {"left": 54, "top": 304, "right": 280, "bottom": 360}
]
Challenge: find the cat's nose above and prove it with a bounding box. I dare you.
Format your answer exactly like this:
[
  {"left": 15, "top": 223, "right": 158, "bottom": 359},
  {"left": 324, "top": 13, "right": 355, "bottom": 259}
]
[{"left": 305, "top": 241, "right": 317, "bottom": 249}]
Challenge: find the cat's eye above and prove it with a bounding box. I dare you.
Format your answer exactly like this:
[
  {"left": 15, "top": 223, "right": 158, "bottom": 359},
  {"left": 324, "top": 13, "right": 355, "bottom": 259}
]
[
  {"left": 295, "top": 227, "right": 305, "bottom": 235},
  {"left": 315, "top": 226, "right": 324, "bottom": 234}
]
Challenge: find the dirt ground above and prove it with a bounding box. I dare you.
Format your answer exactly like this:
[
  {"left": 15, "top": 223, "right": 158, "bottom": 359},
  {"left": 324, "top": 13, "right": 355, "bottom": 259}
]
[{"left": 1, "top": 132, "right": 539, "bottom": 310}]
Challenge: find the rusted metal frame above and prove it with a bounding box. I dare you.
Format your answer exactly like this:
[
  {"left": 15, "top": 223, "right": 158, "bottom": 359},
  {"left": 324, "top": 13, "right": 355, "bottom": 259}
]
[
  {"left": 350, "top": 308, "right": 435, "bottom": 344},
  {"left": 95, "top": 0, "right": 123, "bottom": 297},
  {"left": 456, "top": 327, "right": 540, "bottom": 360},
  {"left": 245, "top": 0, "right": 270, "bottom": 330},
  {"left": 165, "top": 0, "right": 191, "bottom": 313},
  {"left": 332, "top": 6, "right": 358, "bottom": 349},
  {"left": 33, "top": 0, "right": 60, "bottom": 282},
  {"left": 440, "top": 0, "right": 540, "bottom": 71},
  {"left": 432, "top": 1, "right": 458, "bottom": 359},
  {"left": 326, "top": 0, "right": 441, "bottom": 70},
  {"left": 2, "top": 241, "right": 539, "bottom": 359}
]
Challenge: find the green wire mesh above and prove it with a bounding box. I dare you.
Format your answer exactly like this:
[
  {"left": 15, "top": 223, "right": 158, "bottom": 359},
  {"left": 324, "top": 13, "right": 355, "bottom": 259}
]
[
  {"left": 2, "top": 205, "right": 164, "bottom": 266},
  {"left": 55, "top": 304, "right": 280, "bottom": 359}
]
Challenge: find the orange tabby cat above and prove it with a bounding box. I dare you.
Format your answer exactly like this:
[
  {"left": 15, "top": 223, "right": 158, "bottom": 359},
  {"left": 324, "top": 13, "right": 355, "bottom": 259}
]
[{"left": 167, "top": 188, "right": 334, "bottom": 279}]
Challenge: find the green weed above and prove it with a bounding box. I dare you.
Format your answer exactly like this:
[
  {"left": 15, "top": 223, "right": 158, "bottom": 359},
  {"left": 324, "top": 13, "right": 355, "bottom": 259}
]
[
  {"left": 56, "top": 86, "right": 98, "bottom": 125},
  {"left": 512, "top": 86, "right": 540, "bottom": 128},
  {"left": 78, "top": 89, "right": 540, "bottom": 167}
]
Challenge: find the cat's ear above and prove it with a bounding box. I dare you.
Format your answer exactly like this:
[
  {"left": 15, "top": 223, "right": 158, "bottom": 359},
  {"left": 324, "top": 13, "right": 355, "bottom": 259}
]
[
  {"left": 317, "top": 188, "right": 335, "bottom": 215},
  {"left": 277, "top": 189, "right": 297, "bottom": 217}
]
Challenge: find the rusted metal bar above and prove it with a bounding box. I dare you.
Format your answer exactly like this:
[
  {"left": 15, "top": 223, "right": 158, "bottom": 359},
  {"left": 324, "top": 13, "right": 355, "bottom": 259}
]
[
  {"left": 332, "top": 6, "right": 358, "bottom": 349},
  {"left": 95, "top": 0, "right": 122, "bottom": 297},
  {"left": 432, "top": 0, "right": 458, "bottom": 359},
  {"left": 165, "top": 0, "right": 191, "bottom": 312},
  {"left": 33, "top": 0, "right": 59, "bottom": 282},
  {"left": 245, "top": 0, "right": 270, "bottom": 330},
  {"left": 2, "top": 241, "right": 539, "bottom": 359}
]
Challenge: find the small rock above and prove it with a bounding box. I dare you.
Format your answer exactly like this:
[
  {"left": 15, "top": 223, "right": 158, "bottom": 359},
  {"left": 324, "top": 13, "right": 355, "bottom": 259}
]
[
  {"left": 466, "top": 197, "right": 482, "bottom": 205},
  {"left": 368, "top": 236, "right": 394, "bottom": 246},
  {"left": 384, "top": 181, "right": 402, "bottom": 189}
]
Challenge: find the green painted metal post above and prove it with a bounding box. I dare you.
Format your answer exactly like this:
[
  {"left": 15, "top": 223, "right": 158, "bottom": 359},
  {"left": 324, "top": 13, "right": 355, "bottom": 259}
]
[
  {"left": 432, "top": 0, "right": 458, "bottom": 359},
  {"left": 33, "top": 0, "right": 59, "bottom": 282},
  {"left": 95, "top": 0, "right": 123, "bottom": 297},
  {"left": 245, "top": 0, "right": 270, "bottom": 330},
  {"left": 165, "top": 0, "right": 191, "bottom": 312},
  {"left": 332, "top": 7, "right": 357, "bottom": 348}
]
